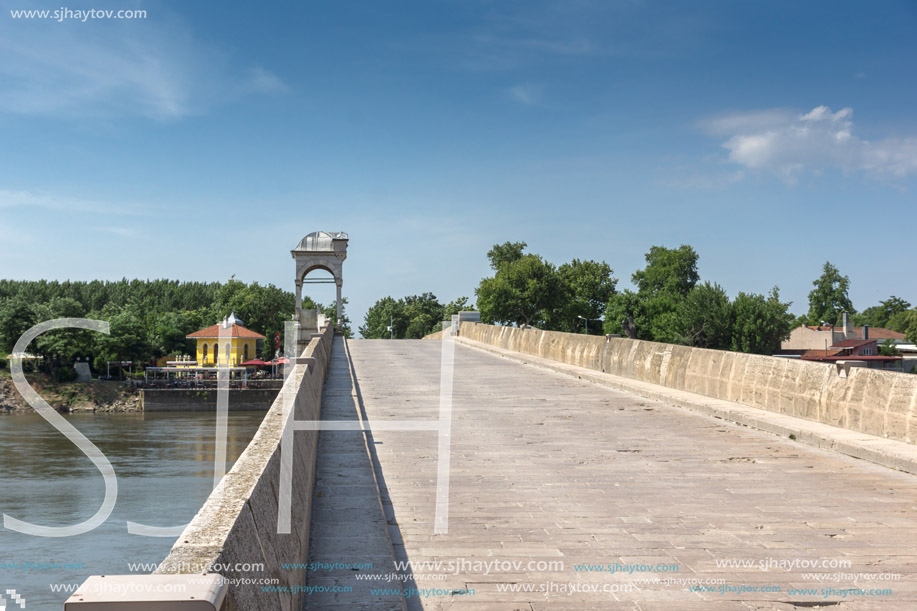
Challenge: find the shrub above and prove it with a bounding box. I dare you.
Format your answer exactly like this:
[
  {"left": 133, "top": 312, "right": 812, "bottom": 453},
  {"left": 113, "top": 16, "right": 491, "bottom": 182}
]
[
  {"left": 53, "top": 366, "right": 79, "bottom": 383},
  {"left": 0, "top": 358, "right": 7, "bottom": 370}
]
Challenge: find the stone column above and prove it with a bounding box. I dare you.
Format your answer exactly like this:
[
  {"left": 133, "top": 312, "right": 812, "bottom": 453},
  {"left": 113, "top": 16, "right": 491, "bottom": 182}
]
[
  {"left": 335, "top": 277, "right": 343, "bottom": 328},
  {"left": 295, "top": 278, "right": 303, "bottom": 320}
]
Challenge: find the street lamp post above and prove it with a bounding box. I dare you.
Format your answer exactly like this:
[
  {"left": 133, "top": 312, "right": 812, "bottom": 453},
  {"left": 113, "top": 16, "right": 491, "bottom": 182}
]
[{"left": 577, "top": 315, "right": 588, "bottom": 335}]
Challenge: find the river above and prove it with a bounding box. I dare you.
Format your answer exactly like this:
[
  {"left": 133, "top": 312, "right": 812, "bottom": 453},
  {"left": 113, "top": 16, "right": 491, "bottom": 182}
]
[{"left": 0, "top": 411, "right": 264, "bottom": 610}]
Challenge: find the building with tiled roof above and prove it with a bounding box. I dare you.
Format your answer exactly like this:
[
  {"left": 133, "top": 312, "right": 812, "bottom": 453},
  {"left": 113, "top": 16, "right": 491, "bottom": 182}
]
[
  {"left": 186, "top": 313, "right": 265, "bottom": 366},
  {"left": 781, "top": 312, "right": 906, "bottom": 355}
]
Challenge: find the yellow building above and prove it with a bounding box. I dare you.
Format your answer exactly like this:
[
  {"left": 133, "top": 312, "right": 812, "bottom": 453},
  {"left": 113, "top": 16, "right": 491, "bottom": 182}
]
[{"left": 186, "top": 313, "right": 265, "bottom": 366}]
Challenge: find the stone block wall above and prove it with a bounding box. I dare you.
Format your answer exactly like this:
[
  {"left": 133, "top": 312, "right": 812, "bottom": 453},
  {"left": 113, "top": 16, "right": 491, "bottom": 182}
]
[
  {"left": 457, "top": 323, "right": 917, "bottom": 444},
  {"left": 155, "top": 322, "right": 334, "bottom": 611}
]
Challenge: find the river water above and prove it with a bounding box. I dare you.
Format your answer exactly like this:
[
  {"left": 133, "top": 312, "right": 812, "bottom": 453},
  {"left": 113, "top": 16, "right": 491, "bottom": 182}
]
[{"left": 0, "top": 411, "right": 264, "bottom": 610}]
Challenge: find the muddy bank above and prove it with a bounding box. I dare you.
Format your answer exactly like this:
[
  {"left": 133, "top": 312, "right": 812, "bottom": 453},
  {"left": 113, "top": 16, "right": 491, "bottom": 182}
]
[{"left": 0, "top": 374, "right": 141, "bottom": 413}]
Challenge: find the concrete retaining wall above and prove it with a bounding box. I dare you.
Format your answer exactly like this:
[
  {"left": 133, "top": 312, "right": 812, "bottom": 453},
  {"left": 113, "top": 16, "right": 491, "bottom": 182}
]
[
  {"left": 456, "top": 323, "right": 917, "bottom": 444},
  {"left": 155, "top": 322, "right": 334, "bottom": 611},
  {"left": 141, "top": 389, "right": 279, "bottom": 411}
]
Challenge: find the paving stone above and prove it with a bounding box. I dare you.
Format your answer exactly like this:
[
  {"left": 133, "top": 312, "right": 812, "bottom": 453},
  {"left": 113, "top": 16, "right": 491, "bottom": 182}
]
[{"left": 336, "top": 339, "right": 917, "bottom": 610}]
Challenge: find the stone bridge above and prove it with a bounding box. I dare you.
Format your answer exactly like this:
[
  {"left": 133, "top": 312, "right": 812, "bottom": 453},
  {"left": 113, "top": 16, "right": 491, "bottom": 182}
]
[{"left": 68, "top": 323, "right": 917, "bottom": 611}]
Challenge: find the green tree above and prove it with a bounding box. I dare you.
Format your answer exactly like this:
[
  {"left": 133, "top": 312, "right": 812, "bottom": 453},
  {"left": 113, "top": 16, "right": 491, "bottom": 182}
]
[
  {"left": 632, "top": 245, "right": 699, "bottom": 298},
  {"left": 548, "top": 259, "right": 617, "bottom": 334},
  {"left": 486, "top": 241, "right": 528, "bottom": 271},
  {"left": 402, "top": 293, "right": 445, "bottom": 338},
  {"left": 476, "top": 254, "right": 564, "bottom": 327},
  {"left": 360, "top": 294, "right": 470, "bottom": 339},
  {"left": 443, "top": 297, "right": 474, "bottom": 320},
  {"left": 902, "top": 311, "right": 917, "bottom": 345},
  {"left": 603, "top": 290, "right": 643, "bottom": 338},
  {"left": 603, "top": 245, "right": 699, "bottom": 342},
  {"left": 0, "top": 296, "right": 39, "bottom": 353},
  {"left": 94, "top": 309, "right": 149, "bottom": 378},
  {"left": 360, "top": 296, "right": 404, "bottom": 339},
  {"left": 878, "top": 338, "right": 901, "bottom": 357},
  {"left": 807, "top": 262, "right": 854, "bottom": 326},
  {"left": 318, "top": 298, "right": 353, "bottom": 339},
  {"left": 33, "top": 297, "right": 95, "bottom": 372},
  {"left": 731, "top": 288, "right": 795, "bottom": 355},
  {"left": 678, "top": 282, "right": 733, "bottom": 349}
]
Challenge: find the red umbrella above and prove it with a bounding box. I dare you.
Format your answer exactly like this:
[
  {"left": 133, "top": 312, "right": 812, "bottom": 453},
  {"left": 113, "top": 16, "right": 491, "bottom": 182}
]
[
  {"left": 241, "top": 360, "right": 271, "bottom": 366},
  {"left": 273, "top": 357, "right": 291, "bottom": 365}
]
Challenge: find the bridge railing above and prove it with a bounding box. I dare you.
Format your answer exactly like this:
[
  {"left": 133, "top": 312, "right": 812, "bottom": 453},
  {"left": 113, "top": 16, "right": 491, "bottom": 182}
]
[{"left": 65, "top": 322, "right": 336, "bottom": 611}]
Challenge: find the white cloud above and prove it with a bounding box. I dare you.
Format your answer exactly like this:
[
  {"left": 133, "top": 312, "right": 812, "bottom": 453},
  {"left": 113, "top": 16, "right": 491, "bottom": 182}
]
[
  {"left": 0, "top": 189, "right": 151, "bottom": 215},
  {"left": 703, "top": 105, "right": 917, "bottom": 182},
  {"left": 0, "top": 1, "right": 286, "bottom": 120},
  {"left": 506, "top": 83, "right": 544, "bottom": 106},
  {"left": 243, "top": 66, "right": 289, "bottom": 95}
]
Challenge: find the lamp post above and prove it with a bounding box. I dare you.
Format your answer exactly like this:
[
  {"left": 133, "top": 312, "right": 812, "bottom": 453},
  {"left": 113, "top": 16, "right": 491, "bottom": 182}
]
[{"left": 577, "top": 315, "right": 602, "bottom": 335}]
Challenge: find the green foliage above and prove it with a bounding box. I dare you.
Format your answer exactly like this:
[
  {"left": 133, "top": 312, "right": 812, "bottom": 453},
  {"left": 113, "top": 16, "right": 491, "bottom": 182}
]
[
  {"left": 487, "top": 241, "right": 528, "bottom": 271},
  {"left": 600, "top": 245, "right": 795, "bottom": 354},
  {"left": 807, "top": 262, "right": 854, "bottom": 326},
  {"left": 52, "top": 366, "right": 78, "bottom": 383},
  {"left": 477, "top": 254, "right": 565, "bottom": 327},
  {"left": 854, "top": 296, "right": 911, "bottom": 330},
  {"left": 360, "top": 294, "right": 474, "bottom": 339},
  {"left": 215, "top": 279, "right": 297, "bottom": 353},
  {"left": 443, "top": 297, "right": 474, "bottom": 320},
  {"left": 0, "top": 358, "right": 7, "bottom": 370},
  {"left": 632, "top": 245, "right": 699, "bottom": 298},
  {"left": 678, "top": 282, "right": 733, "bottom": 349},
  {"left": 603, "top": 290, "right": 643, "bottom": 338},
  {"left": 0, "top": 296, "right": 40, "bottom": 354},
  {"left": 902, "top": 311, "right": 917, "bottom": 345},
  {"left": 547, "top": 259, "right": 617, "bottom": 334},
  {"left": 0, "top": 278, "right": 302, "bottom": 371},
  {"left": 731, "top": 288, "right": 795, "bottom": 355},
  {"left": 878, "top": 338, "right": 901, "bottom": 357},
  {"left": 319, "top": 298, "right": 354, "bottom": 339},
  {"left": 603, "top": 245, "right": 698, "bottom": 341}
]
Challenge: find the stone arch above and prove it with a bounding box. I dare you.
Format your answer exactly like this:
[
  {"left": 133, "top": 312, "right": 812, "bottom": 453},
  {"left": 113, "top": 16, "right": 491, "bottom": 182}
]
[{"left": 291, "top": 231, "right": 348, "bottom": 328}]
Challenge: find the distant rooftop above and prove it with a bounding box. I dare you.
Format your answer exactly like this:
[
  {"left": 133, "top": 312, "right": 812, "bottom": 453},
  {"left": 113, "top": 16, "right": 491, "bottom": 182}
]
[
  {"left": 293, "top": 231, "right": 349, "bottom": 252},
  {"left": 831, "top": 339, "right": 876, "bottom": 349}
]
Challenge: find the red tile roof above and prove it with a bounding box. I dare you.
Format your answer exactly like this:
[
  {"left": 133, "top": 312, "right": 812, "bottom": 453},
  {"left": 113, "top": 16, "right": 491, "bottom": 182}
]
[
  {"left": 801, "top": 349, "right": 843, "bottom": 359},
  {"left": 830, "top": 339, "right": 876, "bottom": 349},
  {"left": 801, "top": 355, "right": 902, "bottom": 361},
  {"left": 853, "top": 327, "right": 906, "bottom": 340},
  {"left": 803, "top": 325, "right": 905, "bottom": 340},
  {"left": 187, "top": 324, "right": 265, "bottom": 340}
]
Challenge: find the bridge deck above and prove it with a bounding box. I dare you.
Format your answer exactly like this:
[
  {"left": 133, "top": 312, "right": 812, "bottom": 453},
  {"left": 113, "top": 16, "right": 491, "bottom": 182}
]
[{"left": 313, "top": 338, "right": 917, "bottom": 610}]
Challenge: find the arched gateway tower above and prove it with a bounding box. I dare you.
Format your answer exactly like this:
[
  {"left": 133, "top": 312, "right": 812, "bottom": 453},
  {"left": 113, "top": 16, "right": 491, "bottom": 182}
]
[{"left": 291, "top": 231, "right": 348, "bottom": 328}]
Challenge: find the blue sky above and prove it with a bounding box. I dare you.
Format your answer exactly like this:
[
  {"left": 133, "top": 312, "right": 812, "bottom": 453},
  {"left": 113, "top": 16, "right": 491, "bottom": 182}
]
[{"left": 1, "top": 0, "right": 916, "bottom": 333}]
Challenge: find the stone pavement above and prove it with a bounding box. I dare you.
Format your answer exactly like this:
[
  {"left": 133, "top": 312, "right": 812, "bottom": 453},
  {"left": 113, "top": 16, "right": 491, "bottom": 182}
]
[
  {"left": 317, "top": 338, "right": 917, "bottom": 610},
  {"left": 303, "top": 335, "right": 405, "bottom": 610}
]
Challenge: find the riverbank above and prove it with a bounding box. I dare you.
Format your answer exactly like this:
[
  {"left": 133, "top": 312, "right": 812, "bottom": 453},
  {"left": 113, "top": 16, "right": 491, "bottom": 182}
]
[{"left": 0, "top": 369, "right": 140, "bottom": 413}]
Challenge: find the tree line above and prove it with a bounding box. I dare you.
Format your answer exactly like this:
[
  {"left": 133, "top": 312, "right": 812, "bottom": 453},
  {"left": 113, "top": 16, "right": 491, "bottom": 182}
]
[
  {"left": 361, "top": 241, "right": 917, "bottom": 355},
  {"left": 360, "top": 294, "right": 473, "bottom": 339},
  {"left": 0, "top": 278, "right": 347, "bottom": 379}
]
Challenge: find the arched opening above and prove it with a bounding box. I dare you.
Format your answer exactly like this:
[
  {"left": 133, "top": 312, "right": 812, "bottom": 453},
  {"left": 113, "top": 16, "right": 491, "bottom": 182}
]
[
  {"left": 202, "top": 344, "right": 208, "bottom": 363},
  {"left": 299, "top": 266, "right": 338, "bottom": 324},
  {"left": 244, "top": 343, "right": 249, "bottom": 361}
]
